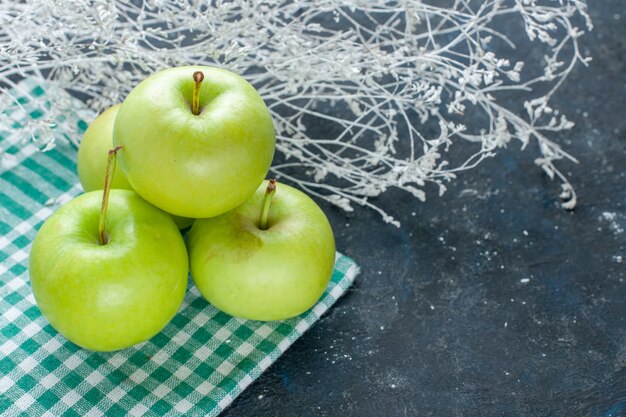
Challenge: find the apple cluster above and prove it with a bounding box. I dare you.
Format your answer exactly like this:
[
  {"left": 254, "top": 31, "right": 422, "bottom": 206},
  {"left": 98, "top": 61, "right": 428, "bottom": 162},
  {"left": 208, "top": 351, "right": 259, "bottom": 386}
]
[{"left": 29, "top": 66, "right": 336, "bottom": 352}]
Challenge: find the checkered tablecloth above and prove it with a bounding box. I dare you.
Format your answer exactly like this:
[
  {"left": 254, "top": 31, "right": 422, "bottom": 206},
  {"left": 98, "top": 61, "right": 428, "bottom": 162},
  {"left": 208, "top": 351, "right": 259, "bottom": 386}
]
[{"left": 0, "top": 81, "right": 358, "bottom": 416}]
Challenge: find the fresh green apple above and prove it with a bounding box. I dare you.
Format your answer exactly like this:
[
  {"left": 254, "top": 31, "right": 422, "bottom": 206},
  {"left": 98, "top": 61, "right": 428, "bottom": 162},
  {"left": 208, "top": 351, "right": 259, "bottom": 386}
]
[
  {"left": 29, "top": 188, "right": 189, "bottom": 351},
  {"left": 113, "top": 66, "right": 275, "bottom": 218},
  {"left": 78, "top": 104, "right": 131, "bottom": 192},
  {"left": 188, "top": 180, "right": 335, "bottom": 321},
  {"left": 77, "top": 104, "right": 194, "bottom": 230}
]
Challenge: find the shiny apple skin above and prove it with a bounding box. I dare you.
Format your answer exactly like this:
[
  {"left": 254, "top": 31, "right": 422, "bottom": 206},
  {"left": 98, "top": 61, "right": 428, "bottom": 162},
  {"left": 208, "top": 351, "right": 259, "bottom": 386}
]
[
  {"left": 29, "top": 190, "right": 189, "bottom": 351},
  {"left": 188, "top": 181, "right": 335, "bottom": 321},
  {"left": 113, "top": 66, "right": 275, "bottom": 218}
]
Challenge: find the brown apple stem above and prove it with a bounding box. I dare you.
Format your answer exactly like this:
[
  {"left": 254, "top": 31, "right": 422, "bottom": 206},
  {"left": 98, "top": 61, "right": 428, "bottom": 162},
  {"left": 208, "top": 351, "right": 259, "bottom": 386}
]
[
  {"left": 98, "top": 146, "right": 122, "bottom": 245},
  {"left": 259, "top": 179, "right": 277, "bottom": 230},
  {"left": 192, "top": 71, "right": 204, "bottom": 115}
]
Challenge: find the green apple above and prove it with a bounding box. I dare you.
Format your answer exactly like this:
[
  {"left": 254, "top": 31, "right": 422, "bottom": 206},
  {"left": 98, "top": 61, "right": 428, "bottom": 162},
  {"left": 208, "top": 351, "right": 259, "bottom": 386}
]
[
  {"left": 78, "top": 104, "right": 131, "bottom": 192},
  {"left": 113, "top": 66, "right": 275, "bottom": 218},
  {"left": 77, "top": 104, "right": 194, "bottom": 230},
  {"left": 188, "top": 180, "right": 335, "bottom": 321},
  {"left": 29, "top": 189, "right": 189, "bottom": 351}
]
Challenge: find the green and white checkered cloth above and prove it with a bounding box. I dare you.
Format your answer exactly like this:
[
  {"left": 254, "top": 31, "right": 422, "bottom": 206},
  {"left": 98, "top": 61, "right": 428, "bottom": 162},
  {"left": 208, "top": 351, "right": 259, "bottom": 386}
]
[{"left": 0, "top": 80, "right": 358, "bottom": 416}]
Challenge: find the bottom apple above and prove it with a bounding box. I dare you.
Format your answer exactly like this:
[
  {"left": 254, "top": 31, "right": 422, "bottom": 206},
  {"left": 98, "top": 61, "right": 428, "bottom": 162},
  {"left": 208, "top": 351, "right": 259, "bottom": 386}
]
[
  {"left": 188, "top": 180, "right": 335, "bottom": 321},
  {"left": 29, "top": 190, "right": 189, "bottom": 351}
]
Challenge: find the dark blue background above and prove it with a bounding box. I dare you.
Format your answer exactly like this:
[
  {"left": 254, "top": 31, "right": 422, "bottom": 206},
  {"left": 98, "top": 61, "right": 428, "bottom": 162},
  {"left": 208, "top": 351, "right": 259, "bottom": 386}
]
[{"left": 223, "top": 2, "right": 626, "bottom": 416}]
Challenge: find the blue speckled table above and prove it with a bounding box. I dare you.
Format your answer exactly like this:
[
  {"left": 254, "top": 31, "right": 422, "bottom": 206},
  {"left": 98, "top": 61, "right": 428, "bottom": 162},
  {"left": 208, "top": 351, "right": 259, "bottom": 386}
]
[{"left": 223, "top": 2, "right": 626, "bottom": 416}]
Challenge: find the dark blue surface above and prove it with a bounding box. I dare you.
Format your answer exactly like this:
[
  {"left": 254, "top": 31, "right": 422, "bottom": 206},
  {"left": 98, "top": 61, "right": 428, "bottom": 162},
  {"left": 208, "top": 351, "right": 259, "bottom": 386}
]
[{"left": 223, "top": 3, "right": 626, "bottom": 416}]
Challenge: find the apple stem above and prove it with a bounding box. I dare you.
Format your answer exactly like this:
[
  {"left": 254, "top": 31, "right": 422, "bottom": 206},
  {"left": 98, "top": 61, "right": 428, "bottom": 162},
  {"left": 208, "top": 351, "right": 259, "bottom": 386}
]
[
  {"left": 98, "top": 146, "right": 122, "bottom": 245},
  {"left": 259, "top": 179, "right": 277, "bottom": 230},
  {"left": 192, "top": 70, "right": 204, "bottom": 115}
]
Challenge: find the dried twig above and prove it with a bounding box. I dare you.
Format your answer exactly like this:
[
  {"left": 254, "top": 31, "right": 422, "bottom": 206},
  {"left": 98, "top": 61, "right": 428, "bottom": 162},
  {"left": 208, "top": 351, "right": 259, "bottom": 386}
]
[{"left": 0, "top": 1, "right": 592, "bottom": 226}]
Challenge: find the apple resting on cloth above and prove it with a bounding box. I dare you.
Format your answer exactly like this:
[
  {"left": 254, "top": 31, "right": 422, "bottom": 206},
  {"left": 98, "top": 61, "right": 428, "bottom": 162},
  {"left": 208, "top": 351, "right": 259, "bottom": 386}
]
[
  {"left": 77, "top": 104, "right": 194, "bottom": 229},
  {"left": 188, "top": 180, "right": 335, "bottom": 321},
  {"left": 113, "top": 66, "right": 276, "bottom": 219},
  {"left": 29, "top": 189, "right": 189, "bottom": 351}
]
